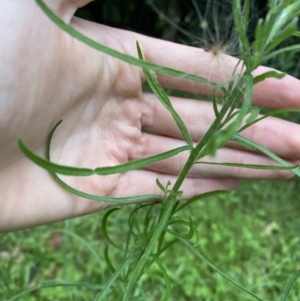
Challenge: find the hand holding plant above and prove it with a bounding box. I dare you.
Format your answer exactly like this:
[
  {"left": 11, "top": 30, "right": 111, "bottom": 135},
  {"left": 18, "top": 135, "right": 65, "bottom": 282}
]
[{"left": 2, "top": 0, "right": 300, "bottom": 299}]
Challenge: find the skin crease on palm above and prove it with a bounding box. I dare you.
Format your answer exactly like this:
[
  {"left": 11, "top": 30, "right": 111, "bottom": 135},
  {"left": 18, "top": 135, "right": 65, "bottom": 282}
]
[{"left": 1, "top": 0, "right": 300, "bottom": 232}]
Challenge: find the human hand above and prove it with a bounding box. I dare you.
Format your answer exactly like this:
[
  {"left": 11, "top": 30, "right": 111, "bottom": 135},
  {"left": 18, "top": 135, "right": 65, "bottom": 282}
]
[{"left": 1, "top": 0, "right": 299, "bottom": 232}]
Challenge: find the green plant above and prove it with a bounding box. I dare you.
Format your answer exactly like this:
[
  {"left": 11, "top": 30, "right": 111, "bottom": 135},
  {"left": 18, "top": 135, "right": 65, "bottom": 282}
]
[{"left": 14, "top": 0, "right": 300, "bottom": 300}]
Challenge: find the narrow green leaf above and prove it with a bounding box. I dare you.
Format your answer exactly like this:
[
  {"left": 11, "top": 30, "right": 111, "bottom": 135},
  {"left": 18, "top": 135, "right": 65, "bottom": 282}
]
[
  {"left": 253, "top": 19, "right": 266, "bottom": 63},
  {"left": 144, "top": 203, "right": 156, "bottom": 231},
  {"left": 187, "top": 216, "right": 196, "bottom": 241},
  {"left": 245, "top": 107, "right": 260, "bottom": 124},
  {"left": 227, "top": 60, "right": 244, "bottom": 94},
  {"left": 155, "top": 260, "right": 171, "bottom": 301},
  {"left": 102, "top": 208, "right": 124, "bottom": 251},
  {"left": 168, "top": 218, "right": 194, "bottom": 240},
  {"left": 229, "top": 136, "right": 257, "bottom": 151},
  {"left": 153, "top": 239, "right": 177, "bottom": 259},
  {"left": 137, "top": 42, "right": 194, "bottom": 147},
  {"left": 19, "top": 139, "right": 95, "bottom": 176},
  {"left": 232, "top": 0, "right": 251, "bottom": 58},
  {"left": 156, "top": 178, "right": 167, "bottom": 194},
  {"left": 221, "top": 70, "right": 245, "bottom": 124},
  {"left": 35, "top": 0, "right": 215, "bottom": 86},
  {"left": 221, "top": 111, "right": 240, "bottom": 128},
  {"left": 253, "top": 71, "right": 286, "bottom": 85},
  {"left": 265, "top": 18, "right": 298, "bottom": 53},
  {"left": 95, "top": 145, "right": 191, "bottom": 175},
  {"left": 267, "top": 2, "right": 300, "bottom": 42},
  {"left": 212, "top": 92, "right": 221, "bottom": 124},
  {"left": 280, "top": 270, "right": 300, "bottom": 301},
  {"left": 50, "top": 171, "right": 161, "bottom": 203},
  {"left": 104, "top": 246, "right": 116, "bottom": 274},
  {"left": 95, "top": 251, "right": 140, "bottom": 301},
  {"left": 232, "top": 134, "right": 300, "bottom": 177},
  {"left": 243, "top": 0, "right": 251, "bottom": 29},
  {"left": 263, "top": 44, "right": 300, "bottom": 62},
  {"left": 168, "top": 216, "right": 200, "bottom": 245},
  {"left": 8, "top": 281, "right": 103, "bottom": 301},
  {"left": 128, "top": 204, "right": 148, "bottom": 236},
  {"left": 292, "top": 31, "right": 300, "bottom": 37},
  {"left": 239, "top": 108, "right": 300, "bottom": 132},
  {"left": 175, "top": 190, "right": 230, "bottom": 213},
  {"left": 20, "top": 136, "right": 191, "bottom": 176},
  {"left": 178, "top": 238, "right": 266, "bottom": 301},
  {"left": 122, "top": 192, "right": 178, "bottom": 301},
  {"left": 196, "top": 161, "right": 298, "bottom": 170},
  {"left": 45, "top": 121, "right": 161, "bottom": 203},
  {"left": 206, "top": 72, "right": 253, "bottom": 156}
]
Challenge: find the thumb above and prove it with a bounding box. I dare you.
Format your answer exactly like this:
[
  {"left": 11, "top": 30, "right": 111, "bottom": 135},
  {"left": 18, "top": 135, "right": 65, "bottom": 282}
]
[{"left": 35, "top": 0, "right": 94, "bottom": 23}]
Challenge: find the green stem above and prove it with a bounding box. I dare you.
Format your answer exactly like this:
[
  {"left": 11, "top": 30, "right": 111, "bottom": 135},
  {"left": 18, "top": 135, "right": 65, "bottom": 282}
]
[
  {"left": 123, "top": 69, "right": 254, "bottom": 299},
  {"left": 122, "top": 105, "right": 225, "bottom": 299}
]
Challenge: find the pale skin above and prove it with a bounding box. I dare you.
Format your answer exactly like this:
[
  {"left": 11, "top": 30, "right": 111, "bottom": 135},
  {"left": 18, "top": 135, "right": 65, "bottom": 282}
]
[{"left": 1, "top": 0, "right": 300, "bottom": 232}]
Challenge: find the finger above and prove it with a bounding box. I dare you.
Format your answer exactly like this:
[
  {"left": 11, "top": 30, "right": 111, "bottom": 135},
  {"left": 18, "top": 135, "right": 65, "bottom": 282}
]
[
  {"left": 141, "top": 93, "right": 300, "bottom": 160},
  {"left": 109, "top": 170, "right": 240, "bottom": 200},
  {"left": 71, "top": 18, "right": 300, "bottom": 109},
  {"left": 131, "top": 133, "right": 296, "bottom": 179},
  {"left": 33, "top": 0, "right": 94, "bottom": 22},
  {"left": 137, "top": 35, "right": 300, "bottom": 109},
  {"left": 0, "top": 158, "right": 238, "bottom": 232}
]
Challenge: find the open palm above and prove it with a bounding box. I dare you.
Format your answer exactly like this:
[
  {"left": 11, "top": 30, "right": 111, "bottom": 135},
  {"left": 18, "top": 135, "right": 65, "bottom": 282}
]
[{"left": 1, "top": 0, "right": 300, "bottom": 232}]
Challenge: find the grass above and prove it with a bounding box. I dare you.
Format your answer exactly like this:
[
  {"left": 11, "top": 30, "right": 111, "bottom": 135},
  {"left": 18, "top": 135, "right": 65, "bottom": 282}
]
[{"left": 1, "top": 177, "right": 300, "bottom": 301}]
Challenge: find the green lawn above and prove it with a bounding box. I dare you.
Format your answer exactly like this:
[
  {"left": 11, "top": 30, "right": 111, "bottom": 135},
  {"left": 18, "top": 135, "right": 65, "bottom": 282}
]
[{"left": 1, "top": 178, "right": 300, "bottom": 301}]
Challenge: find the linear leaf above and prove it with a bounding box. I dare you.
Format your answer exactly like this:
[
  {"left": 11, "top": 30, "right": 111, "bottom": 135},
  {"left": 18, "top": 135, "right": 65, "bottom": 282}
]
[
  {"left": 280, "top": 270, "right": 300, "bottom": 301},
  {"left": 45, "top": 121, "right": 161, "bottom": 203},
  {"left": 265, "top": 18, "right": 298, "bottom": 53},
  {"left": 35, "top": 0, "right": 215, "bottom": 86},
  {"left": 178, "top": 238, "right": 266, "bottom": 301},
  {"left": 196, "top": 161, "right": 298, "bottom": 170},
  {"left": 167, "top": 217, "right": 200, "bottom": 245},
  {"left": 253, "top": 19, "right": 266, "bottom": 63},
  {"left": 155, "top": 260, "right": 171, "bottom": 301},
  {"left": 243, "top": 0, "right": 251, "bottom": 29},
  {"left": 95, "top": 251, "right": 140, "bottom": 301},
  {"left": 232, "top": 0, "right": 251, "bottom": 59},
  {"left": 253, "top": 70, "right": 286, "bottom": 85},
  {"left": 175, "top": 190, "right": 230, "bottom": 213},
  {"left": 156, "top": 178, "right": 167, "bottom": 194},
  {"left": 8, "top": 281, "right": 103, "bottom": 301},
  {"left": 95, "top": 145, "right": 191, "bottom": 175},
  {"left": 128, "top": 205, "right": 144, "bottom": 237},
  {"left": 50, "top": 171, "right": 161, "bottom": 203},
  {"left": 292, "top": 31, "right": 300, "bottom": 37},
  {"left": 263, "top": 44, "right": 300, "bottom": 62},
  {"left": 20, "top": 119, "right": 190, "bottom": 177},
  {"left": 232, "top": 134, "right": 300, "bottom": 177},
  {"left": 122, "top": 192, "right": 178, "bottom": 301},
  {"left": 104, "top": 246, "right": 116, "bottom": 274},
  {"left": 245, "top": 107, "right": 260, "bottom": 124},
  {"left": 137, "top": 42, "right": 193, "bottom": 147},
  {"left": 144, "top": 203, "right": 156, "bottom": 231},
  {"left": 19, "top": 139, "right": 95, "bottom": 176},
  {"left": 206, "top": 72, "right": 253, "bottom": 156},
  {"left": 20, "top": 137, "right": 190, "bottom": 176},
  {"left": 102, "top": 208, "right": 124, "bottom": 251},
  {"left": 239, "top": 108, "right": 300, "bottom": 132}
]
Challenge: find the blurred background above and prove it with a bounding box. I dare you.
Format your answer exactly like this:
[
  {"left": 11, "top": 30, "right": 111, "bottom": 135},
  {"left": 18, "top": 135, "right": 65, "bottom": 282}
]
[{"left": 1, "top": 1, "right": 300, "bottom": 300}]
